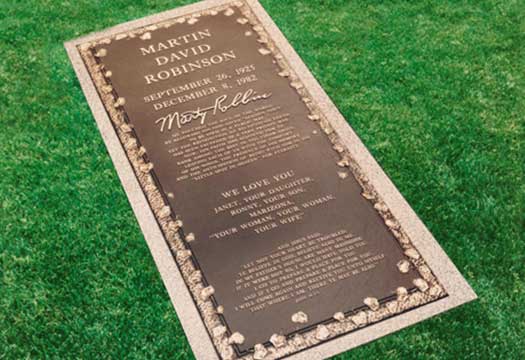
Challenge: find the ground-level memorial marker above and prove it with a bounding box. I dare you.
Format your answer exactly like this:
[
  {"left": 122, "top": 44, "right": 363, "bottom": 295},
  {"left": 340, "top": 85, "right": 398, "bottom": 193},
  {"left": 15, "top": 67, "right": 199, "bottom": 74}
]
[{"left": 65, "top": 1, "right": 476, "bottom": 358}]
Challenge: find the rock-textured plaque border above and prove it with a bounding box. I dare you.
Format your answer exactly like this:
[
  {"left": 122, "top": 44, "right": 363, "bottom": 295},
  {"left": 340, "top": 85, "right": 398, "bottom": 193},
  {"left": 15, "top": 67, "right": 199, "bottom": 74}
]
[
  {"left": 65, "top": 1, "right": 476, "bottom": 359},
  {"left": 78, "top": 3, "right": 446, "bottom": 358}
]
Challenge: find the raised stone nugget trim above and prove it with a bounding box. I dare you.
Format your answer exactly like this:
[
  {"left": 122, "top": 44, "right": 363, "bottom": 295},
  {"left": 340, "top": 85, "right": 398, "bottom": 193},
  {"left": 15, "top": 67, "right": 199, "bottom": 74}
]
[{"left": 78, "top": 1, "right": 447, "bottom": 358}]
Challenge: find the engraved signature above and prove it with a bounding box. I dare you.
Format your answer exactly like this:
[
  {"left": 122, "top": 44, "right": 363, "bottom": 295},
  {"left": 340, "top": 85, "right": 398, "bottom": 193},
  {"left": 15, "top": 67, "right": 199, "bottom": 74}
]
[{"left": 155, "top": 88, "right": 272, "bottom": 132}]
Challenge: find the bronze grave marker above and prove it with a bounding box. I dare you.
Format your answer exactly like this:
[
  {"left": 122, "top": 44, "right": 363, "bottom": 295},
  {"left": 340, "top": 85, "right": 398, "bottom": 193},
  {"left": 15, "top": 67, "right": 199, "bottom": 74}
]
[{"left": 65, "top": 1, "right": 476, "bottom": 358}]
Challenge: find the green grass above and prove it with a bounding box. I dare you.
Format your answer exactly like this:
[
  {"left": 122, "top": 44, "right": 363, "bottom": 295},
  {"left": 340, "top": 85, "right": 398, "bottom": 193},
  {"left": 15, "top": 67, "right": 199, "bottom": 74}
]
[{"left": 1, "top": 0, "right": 523, "bottom": 358}]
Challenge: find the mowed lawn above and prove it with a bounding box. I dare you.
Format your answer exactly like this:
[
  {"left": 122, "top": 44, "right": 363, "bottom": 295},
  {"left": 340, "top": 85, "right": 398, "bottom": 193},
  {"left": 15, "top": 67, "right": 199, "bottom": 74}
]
[{"left": 1, "top": 0, "right": 523, "bottom": 358}]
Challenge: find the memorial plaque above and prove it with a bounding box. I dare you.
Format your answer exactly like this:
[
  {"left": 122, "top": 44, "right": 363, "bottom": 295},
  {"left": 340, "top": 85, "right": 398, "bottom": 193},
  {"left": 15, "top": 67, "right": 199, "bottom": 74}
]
[{"left": 65, "top": 1, "right": 476, "bottom": 358}]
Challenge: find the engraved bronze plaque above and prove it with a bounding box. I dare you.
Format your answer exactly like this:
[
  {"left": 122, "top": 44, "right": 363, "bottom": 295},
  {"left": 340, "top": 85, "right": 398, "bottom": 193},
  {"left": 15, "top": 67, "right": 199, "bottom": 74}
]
[{"left": 66, "top": 1, "right": 475, "bottom": 358}]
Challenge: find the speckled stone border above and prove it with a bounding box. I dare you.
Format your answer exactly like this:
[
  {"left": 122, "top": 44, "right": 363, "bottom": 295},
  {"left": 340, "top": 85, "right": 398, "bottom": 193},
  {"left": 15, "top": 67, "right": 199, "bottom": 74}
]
[{"left": 65, "top": 1, "right": 476, "bottom": 359}]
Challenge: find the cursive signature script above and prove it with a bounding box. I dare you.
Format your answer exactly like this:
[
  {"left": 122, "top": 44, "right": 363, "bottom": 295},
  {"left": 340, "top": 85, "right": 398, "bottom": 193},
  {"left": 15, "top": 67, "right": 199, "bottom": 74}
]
[{"left": 155, "top": 88, "right": 272, "bottom": 132}]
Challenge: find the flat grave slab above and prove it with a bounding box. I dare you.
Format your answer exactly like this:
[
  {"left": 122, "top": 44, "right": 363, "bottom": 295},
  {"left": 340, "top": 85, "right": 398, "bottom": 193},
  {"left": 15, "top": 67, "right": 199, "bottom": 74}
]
[{"left": 65, "top": 1, "right": 476, "bottom": 358}]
